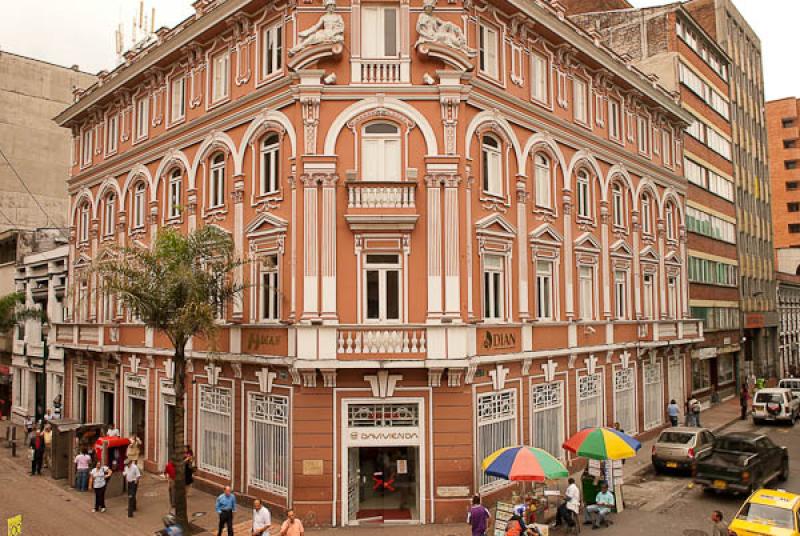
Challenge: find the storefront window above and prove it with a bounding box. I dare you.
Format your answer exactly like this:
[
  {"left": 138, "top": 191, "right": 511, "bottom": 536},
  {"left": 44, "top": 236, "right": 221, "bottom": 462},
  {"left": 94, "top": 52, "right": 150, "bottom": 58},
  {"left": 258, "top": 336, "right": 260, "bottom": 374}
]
[
  {"left": 692, "top": 360, "right": 711, "bottom": 392},
  {"left": 718, "top": 355, "right": 735, "bottom": 384}
]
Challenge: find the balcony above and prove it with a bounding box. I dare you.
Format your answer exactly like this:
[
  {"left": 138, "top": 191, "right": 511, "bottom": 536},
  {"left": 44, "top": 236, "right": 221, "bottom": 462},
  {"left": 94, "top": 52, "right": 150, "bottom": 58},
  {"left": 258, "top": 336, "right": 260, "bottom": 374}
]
[
  {"left": 352, "top": 58, "right": 410, "bottom": 84},
  {"left": 55, "top": 324, "right": 75, "bottom": 343},
  {"left": 638, "top": 319, "right": 703, "bottom": 342},
  {"left": 337, "top": 326, "right": 427, "bottom": 359},
  {"left": 347, "top": 181, "right": 416, "bottom": 209}
]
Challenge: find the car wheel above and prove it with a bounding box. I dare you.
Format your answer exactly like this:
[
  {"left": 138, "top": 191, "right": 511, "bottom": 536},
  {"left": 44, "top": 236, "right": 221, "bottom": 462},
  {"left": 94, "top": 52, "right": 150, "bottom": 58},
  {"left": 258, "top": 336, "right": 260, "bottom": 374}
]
[
  {"left": 753, "top": 418, "right": 763, "bottom": 425},
  {"left": 779, "top": 459, "right": 790, "bottom": 482},
  {"left": 653, "top": 465, "right": 662, "bottom": 475}
]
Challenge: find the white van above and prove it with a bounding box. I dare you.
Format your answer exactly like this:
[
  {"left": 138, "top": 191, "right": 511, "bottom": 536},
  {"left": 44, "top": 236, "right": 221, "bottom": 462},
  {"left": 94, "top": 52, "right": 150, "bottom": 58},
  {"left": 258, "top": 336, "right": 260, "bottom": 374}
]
[
  {"left": 778, "top": 378, "right": 800, "bottom": 398},
  {"left": 752, "top": 388, "right": 800, "bottom": 424}
]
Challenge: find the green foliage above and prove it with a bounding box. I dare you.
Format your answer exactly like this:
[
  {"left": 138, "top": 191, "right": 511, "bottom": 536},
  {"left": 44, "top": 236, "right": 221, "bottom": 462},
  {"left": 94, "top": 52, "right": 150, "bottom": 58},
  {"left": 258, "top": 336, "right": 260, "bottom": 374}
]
[
  {"left": 0, "top": 292, "right": 45, "bottom": 334},
  {"left": 94, "top": 226, "right": 244, "bottom": 348}
]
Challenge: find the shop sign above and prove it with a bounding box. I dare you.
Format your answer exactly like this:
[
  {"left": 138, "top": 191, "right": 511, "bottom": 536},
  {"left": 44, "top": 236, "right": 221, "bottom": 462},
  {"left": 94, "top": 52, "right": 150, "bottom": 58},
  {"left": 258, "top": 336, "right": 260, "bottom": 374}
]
[
  {"left": 477, "top": 327, "right": 520, "bottom": 356},
  {"left": 744, "top": 313, "right": 765, "bottom": 329},
  {"left": 302, "top": 459, "right": 324, "bottom": 476},
  {"left": 125, "top": 374, "right": 147, "bottom": 390},
  {"left": 693, "top": 347, "right": 717, "bottom": 360},
  {"left": 437, "top": 486, "right": 470, "bottom": 497},
  {"left": 347, "top": 427, "right": 421, "bottom": 447},
  {"left": 243, "top": 328, "right": 287, "bottom": 355}
]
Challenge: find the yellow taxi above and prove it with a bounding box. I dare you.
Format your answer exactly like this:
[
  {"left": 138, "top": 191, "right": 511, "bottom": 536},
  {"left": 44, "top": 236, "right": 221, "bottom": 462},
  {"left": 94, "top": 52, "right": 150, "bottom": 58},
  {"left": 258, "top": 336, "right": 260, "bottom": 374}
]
[{"left": 729, "top": 489, "right": 800, "bottom": 536}]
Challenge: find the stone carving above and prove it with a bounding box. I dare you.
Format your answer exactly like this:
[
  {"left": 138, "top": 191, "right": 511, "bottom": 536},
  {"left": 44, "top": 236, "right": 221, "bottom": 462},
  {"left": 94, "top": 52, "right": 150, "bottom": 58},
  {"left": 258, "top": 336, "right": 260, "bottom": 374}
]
[
  {"left": 415, "top": 0, "right": 471, "bottom": 52},
  {"left": 290, "top": 0, "right": 344, "bottom": 56}
]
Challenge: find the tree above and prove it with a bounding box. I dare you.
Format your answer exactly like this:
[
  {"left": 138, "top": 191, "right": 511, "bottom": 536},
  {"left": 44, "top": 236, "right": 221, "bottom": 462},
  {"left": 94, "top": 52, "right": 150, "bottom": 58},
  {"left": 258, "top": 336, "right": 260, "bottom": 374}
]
[
  {"left": 95, "top": 226, "right": 243, "bottom": 529},
  {"left": 0, "top": 292, "right": 45, "bottom": 334}
]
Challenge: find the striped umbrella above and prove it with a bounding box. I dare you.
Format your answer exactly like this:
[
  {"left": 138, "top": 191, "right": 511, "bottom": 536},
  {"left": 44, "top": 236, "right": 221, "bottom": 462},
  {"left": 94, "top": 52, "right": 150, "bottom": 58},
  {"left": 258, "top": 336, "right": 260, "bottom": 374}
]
[
  {"left": 482, "top": 446, "right": 569, "bottom": 481},
  {"left": 562, "top": 427, "right": 641, "bottom": 460}
]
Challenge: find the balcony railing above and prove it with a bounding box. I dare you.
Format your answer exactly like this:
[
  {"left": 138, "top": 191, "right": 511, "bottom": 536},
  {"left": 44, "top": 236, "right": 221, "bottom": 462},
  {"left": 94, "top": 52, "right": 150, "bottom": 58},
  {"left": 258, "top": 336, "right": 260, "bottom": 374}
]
[
  {"left": 352, "top": 58, "right": 410, "bottom": 84},
  {"left": 337, "top": 327, "right": 427, "bottom": 356},
  {"left": 347, "top": 181, "right": 416, "bottom": 208}
]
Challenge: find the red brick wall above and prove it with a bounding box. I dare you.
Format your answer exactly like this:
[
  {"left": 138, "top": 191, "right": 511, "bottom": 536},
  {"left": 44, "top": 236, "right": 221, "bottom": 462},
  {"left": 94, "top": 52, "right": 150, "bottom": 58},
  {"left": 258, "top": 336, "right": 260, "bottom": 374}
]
[
  {"left": 561, "top": 0, "right": 633, "bottom": 15},
  {"left": 767, "top": 98, "right": 800, "bottom": 249}
]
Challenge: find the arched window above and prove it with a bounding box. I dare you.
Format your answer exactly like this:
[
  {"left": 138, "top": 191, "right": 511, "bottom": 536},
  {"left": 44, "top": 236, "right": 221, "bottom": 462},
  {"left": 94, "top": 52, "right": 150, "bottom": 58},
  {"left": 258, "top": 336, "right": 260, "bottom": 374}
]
[
  {"left": 665, "top": 202, "right": 676, "bottom": 240},
  {"left": 612, "top": 182, "right": 625, "bottom": 227},
  {"left": 641, "top": 193, "right": 653, "bottom": 235},
  {"left": 209, "top": 153, "right": 226, "bottom": 208},
  {"left": 482, "top": 135, "right": 502, "bottom": 196},
  {"left": 168, "top": 169, "right": 182, "bottom": 219},
  {"left": 362, "top": 122, "right": 401, "bottom": 181},
  {"left": 534, "top": 153, "right": 551, "bottom": 208},
  {"left": 576, "top": 170, "right": 591, "bottom": 218},
  {"left": 133, "top": 182, "right": 146, "bottom": 228},
  {"left": 260, "top": 134, "right": 280, "bottom": 195},
  {"left": 79, "top": 202, "right": 90, "bottom": 242},
  {"left": 103, "top": 193, "right": 115, "bottom": 236}
]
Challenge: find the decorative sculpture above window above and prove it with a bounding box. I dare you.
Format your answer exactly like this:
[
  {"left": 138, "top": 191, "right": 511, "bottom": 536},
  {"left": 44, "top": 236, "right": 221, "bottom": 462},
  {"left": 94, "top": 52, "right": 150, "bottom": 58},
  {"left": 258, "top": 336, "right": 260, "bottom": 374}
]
[
  {"left": 289, "top": 0, "right": 345, "bottom": 57},
  {"left": 415, "top": 0, "right": 475, "bottom": 71}
]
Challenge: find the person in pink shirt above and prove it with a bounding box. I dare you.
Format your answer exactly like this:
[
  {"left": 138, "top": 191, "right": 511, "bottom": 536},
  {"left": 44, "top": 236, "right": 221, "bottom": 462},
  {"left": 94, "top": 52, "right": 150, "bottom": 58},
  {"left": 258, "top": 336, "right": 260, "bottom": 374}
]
[{"left": 279, "top": 509, "right": 304, "bottom": 536}]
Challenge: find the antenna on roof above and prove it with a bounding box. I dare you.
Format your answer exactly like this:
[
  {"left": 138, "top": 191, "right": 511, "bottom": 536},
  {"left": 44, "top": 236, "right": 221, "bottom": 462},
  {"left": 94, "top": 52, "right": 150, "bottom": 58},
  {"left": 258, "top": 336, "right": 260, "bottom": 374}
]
[{"left": 115, "top": 0, "right": 157, "bottom": 65}]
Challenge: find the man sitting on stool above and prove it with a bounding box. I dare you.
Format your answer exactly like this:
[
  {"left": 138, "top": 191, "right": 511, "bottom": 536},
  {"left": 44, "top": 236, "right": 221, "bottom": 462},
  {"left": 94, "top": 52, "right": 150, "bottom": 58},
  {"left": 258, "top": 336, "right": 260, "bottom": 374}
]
[{"left": 584, "top": 483, "right": 615, "bottom": 529}]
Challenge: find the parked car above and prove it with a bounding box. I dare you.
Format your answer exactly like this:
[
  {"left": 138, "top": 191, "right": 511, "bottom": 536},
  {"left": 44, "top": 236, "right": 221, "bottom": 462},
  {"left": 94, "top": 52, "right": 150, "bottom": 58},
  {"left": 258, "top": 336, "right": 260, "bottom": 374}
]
[
  {"left": 752, "top": 387, "right": 799, "bottom": 425},
  {"left": 778, "top": 378, "right": 800, "bottom": 399},
  {"left": 694, "top": 432, "right": 789, "bottom": 495},
  {"left": 729, "top": 488, "right": 800, "bottom": 536},
  {"left": 651, "top": 427, "right": 714, "bottom": 473}
]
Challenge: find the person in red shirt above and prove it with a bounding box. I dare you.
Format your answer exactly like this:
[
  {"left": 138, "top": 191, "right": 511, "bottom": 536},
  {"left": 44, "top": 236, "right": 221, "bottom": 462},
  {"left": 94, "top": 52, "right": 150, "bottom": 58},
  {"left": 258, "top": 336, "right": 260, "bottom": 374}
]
[{"left": 164, "top": 460, "right": 177, "bottom": 510}]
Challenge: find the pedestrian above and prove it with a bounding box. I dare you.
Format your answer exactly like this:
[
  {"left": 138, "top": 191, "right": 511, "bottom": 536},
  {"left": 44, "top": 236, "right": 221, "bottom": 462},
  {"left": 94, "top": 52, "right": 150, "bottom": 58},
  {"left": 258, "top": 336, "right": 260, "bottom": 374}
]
[
  {"left": 107, "top": 423, "right": 120, "bottom": 437},
  {"left": 505, "top": 514, "right": 524, "bottom": 536},
  {"left": 711, "top": 510, "right": 728, "bottom": 536},
  {"left": 740, "top": 385, "right": 750, "bottom": 420},
  {"left": 43, "top": 423, "right": 53, "bottom": 468},
  {"left": 184, "top": 445, "right": 195, "bottom": 490},
  {"left": 164, "top": 459, "right": 177, "bottom": 510},
  {"left": 252, "top": 499, "right": 272, "bottom": 536},
  {"left": 24, "top": 415, "right": 34, "bottom": 436},
  {"left": 563, "top": 477, "right": 581, "bottom": 528},
  {"left": 30, "top": 430, "right": 45, "bottom": 475},
  {"left": 126, "top": 435, "right": 142, "bottom": 465},
  {"left": 584, "top": 482, "right": 615, "bottom": 529},
  {"left": 667, "top": 399, "right": 680, "bottom": 426},
  {"left": 467, "top": 494, "right": 491, "bottom": 536},
  {"left": 691, "top": 396, "right": 702, "bottom": 427},
  {"left": 124, "top": 459, "right": 142, "bottom": 517},
  {"left": 43, "top": 408, "right": 53, "bottom": 423},
  {"left": 74, "top": 449, "right": 92, "bottom": 491},
  {"left": 215, "top": 485, "right": 237, "bottom": 536},
  {"left": 89, "top": 461, "right": 111, "bottom": 512},
  {"left": 278, "top": 509, "right": 304, "bottom": 536}
]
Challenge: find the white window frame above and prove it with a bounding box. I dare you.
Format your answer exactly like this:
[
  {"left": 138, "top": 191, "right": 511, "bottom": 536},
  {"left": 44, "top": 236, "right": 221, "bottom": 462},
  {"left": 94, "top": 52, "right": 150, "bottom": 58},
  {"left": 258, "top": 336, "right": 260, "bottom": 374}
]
[
  {"left": 170, "top": 75, "right": 187, "bottom": 124},
  {"left": 79, "top": 204, "right": 90, "bottom": 243},
  {"left": 534, "top": 153, "right": 552, "bottom": 209},
  {"left": 662, "top": 130, "right": 672, "bottom": 166},
  {"left": 579, "top": 265, "right": 595, "bottom": 321},
  {"left": 477, "top": 389, "right": 517, "bottom": 492},
  {"left": 578, "top": 373, "right": 603, "bottom": 430},
  {"left": 612, "top": 183, "right": 625, "bottom": 227},
  {"left": 167, "top": 170, "right": 182, "bottom": 219},
  {"left": 364, "top": 253, "right": 401, "bottom": 322},
  {"left": 641, "top": 194, "right": 653, "bottom": 235},
  {"left": 361, "top": 122, "right": 402, "bottom": 181},
  {"left": 478, "top": 23, "right": 500, "bottom": 80},
  {"left": 608, "top": 98, "right": 621, "bottom": 141},
  {"left": 637, "top": 116, "right": 649, "bottom": 155},
  {"left": 105, "top": 114, "right": 119, "bottom": 155},
  {"left": 644, "top": 362, "right": 664, "bottom": 430},
  {"left": 576, "top": 170, "right": 591, "bottom": 219},
  {"left": 613, "top": 367, "right": 637, "bottom": 435},
  {"left": 260, "top": 254, "right": 280, "bottom": 322},
  {"left": 530, "top": 381, "right": 564, "bottom": 459},
  {"left": 665, "top": 204, "right": 676, "bottom": 240},
  {"left": 262, "top": 22, "right": 284, "bottom": 79},
  {"left": 361, "top": 5, "right": 400, "bottom": 59},
  {"left": 248, "top": 392, "right": 289, "bottom": 496},
  {"left": 135, "top": 97, "right": 149, "bottom": 141},
  {"left": 614, "top": 270, "right": 627, "bottom": 320},
  {"left": 573, "top": 77, "right": 589, "bottom": 125},
  {"left": 260, "top": 134, "right": 281, "bottom": 195},
  {"left": 197, "top": 384, "right": 233, "bottom": 478},
  {"left": 531, "top": 51, "right": 549, "bottom": 104},
  {"left": 481, "top": 135, "right": 503, "bottom": 197},
  {"left": 667, "top": 275, "right": 679, "bottom": 319},
  {"left": 81, "top": 129, "right": 93, "bottom": 167},
  {"left": 642, "top": 272, "right": 655, "bottom": 320},
  {"left": 209, "top": 154, "right": 226, "bottom": 209},
  {"left": 133, "top": 182, "right": 146, "bottom": 229},
  {"left": 536, "top": 260, "right": 554, "bottom": 320},
  {"left": 483, "top": 254, "right": 505, "bottom": 321},
  {"left": 103, "top": 194, "right": 115, "bottom": 237},
  {"left": 211, "top": 51, "right": 231, "bottom": 104}
]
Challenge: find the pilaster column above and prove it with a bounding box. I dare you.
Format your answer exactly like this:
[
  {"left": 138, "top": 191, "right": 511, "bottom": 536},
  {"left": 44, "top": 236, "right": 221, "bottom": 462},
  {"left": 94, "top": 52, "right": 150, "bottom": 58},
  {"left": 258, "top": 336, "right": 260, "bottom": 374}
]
[
  {"left": 657, "top": 220, "right": 667, "bottom": 318},
  {"left": 321, "top": 174, "right": 338, "bottom": 320},
  {"left": 443, "top": 175, "right": 460, "bottom": 318},
  {"left": 516, "top": 176, "right": 529, "bottom": 320},
  {"left": 600, "top": 201, "right": 611, "bottom": 320},
  {"left": 187, "top": 189, "right": 198, "bottom": 232},
  {"left": 289, "top": 176, "right": 297, "bottom": 321},
  {"left": 302, "top": 175, "right": 319, "bottom": 319},
  {"left": 679, "top": 227, "right": 689, "bottom": 318},
  {"left": 631, "top": 213, "right": 642, "bottom": 319},
  {"left": 297, "top": 70, "right": 323, "bottom": 155},
  {"left": 232, "top": 176, "right": 245, "bottom": 318},
  {"left": 562, "top": 189, "right": 575, "bottom": 320},
  {"left": 426, "top": 175, "right": 443, "bottom": 319}
]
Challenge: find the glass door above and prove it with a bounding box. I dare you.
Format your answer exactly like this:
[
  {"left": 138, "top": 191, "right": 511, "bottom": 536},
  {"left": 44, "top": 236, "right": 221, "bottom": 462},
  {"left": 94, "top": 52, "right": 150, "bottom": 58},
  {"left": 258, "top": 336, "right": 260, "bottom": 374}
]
[{"left": 355, "top": 447, "right": 418, "bottom": 524}]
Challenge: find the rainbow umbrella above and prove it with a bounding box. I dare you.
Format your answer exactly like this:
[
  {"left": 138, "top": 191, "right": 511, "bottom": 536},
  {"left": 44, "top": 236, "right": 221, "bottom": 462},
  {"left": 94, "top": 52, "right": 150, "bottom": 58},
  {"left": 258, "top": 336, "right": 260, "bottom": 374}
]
[
  {"left": 562, "top": 427, "right": 641, "bottom": 460},
  {"left": 482, "top": 446, "right": 569, "bottom": 481}
]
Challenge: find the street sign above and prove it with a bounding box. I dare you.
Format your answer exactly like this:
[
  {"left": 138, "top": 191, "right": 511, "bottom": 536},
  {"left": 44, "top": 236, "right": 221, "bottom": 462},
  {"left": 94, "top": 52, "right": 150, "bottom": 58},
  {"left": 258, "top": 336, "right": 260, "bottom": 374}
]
[{"left": 7, "top": 514, "right": 21, "bottom": 536}]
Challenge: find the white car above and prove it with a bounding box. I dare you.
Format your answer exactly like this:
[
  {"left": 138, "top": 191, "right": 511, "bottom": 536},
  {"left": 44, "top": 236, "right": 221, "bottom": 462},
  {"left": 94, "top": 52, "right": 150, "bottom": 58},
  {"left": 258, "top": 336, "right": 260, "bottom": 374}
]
[
  {"left": 778, "top": 378, "right": 800, "bottom": 398},
  {"left": 752, "top": 388, "right": 800, "bottom": 425}
]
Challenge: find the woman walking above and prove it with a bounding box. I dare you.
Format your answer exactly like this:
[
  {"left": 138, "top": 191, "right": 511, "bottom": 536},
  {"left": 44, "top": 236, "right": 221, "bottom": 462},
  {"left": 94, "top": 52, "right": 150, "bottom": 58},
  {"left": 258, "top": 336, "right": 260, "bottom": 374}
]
[{"left": 89, "top": 461, "right": 112, "bottom": 512}]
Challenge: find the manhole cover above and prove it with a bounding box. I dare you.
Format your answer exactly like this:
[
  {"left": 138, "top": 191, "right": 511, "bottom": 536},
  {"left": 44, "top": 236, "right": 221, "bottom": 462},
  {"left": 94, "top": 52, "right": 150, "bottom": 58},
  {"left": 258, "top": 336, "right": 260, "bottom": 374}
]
[{"left": 683, "top": 530, "right": 708, "bottom": 536}]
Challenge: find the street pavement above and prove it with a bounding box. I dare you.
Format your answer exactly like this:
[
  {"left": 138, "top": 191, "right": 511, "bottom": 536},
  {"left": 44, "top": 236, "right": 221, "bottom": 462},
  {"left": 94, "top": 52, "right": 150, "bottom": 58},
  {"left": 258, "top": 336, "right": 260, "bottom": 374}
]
[{"left": 1, "top": 396, "right": 794, "bottom": 536}]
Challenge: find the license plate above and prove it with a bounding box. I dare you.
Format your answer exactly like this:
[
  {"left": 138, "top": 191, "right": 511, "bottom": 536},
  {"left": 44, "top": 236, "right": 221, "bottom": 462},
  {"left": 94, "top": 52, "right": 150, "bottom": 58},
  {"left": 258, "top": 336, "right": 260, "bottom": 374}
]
[
  {"left": 666, "top": 462, "right": 678, "bottom": 468},
  {"left": 713, "top": 480, "right": 727, "bottom": 490}
]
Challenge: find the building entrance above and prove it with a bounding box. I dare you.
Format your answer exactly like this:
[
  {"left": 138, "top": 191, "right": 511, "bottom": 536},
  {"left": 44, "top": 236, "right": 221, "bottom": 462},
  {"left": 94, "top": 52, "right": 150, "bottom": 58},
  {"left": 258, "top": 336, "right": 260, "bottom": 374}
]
[
  {"left": 129, "top": 397, "right": 146, "bottom": 454},
  {"left": 348, "top": 446, "right": 419, "bottom": 524}
]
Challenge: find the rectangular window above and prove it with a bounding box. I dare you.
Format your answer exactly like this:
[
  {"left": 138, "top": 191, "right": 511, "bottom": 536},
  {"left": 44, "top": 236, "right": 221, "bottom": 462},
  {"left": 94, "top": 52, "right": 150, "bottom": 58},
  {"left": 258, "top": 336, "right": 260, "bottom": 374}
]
[
  {"left": 614, "top": 270, "right": 627, "bottom": 320},
  {"left": 133, "top": 186, "right": 146, "bottom": 228},
  {"left": 260, "top": 137, "right": 280, "bottom": 194},
  {"left": 637, "top": 116, "right": 649, "bottom": 154},
  {"left": 579, "top": 265, "right": 594, "bottom": 321},
  {"left": 692, "top": 359, "right": 711, "bottom": 392},
  {"left": 614, "top": 368, "right": 636, "bottom": 435},
  {"left": 362, "top": 5, "right": 399, "bottom": 58},
  {"left": 135, "top": 97, "right": 149, "bottom": 140},
  {"left": 789, "top": 202, "right": 800, "bottom": 213},
  {"left": 783, "top": 118, "right": 796, "bottom": 128},
  {"left": 103, "top": 196, "right": 115, "bottom": 236},
  {"left": 790, "top": 224, "right": 800, "bottom": 234},
  {"left": 170, "top": 76, "right": 186, "bottom": 123},
  {"left": 577, "top": 174, "right": 590, "bottom": 218},
  {"left": 573, "top": 78, "right": 588, "bottom": 124},
  {"left": 608, "top": 99, "right": 621, "bottom": 140},
  {"left": 531, "top": 382, "right": 563, "bottom": 459},
  {"left": 643, "top": 273, "right": 654, "bottom": 320},
  {"left": 644, "top": 363, "right": 664, "bottom": 430},
  {"left": 536, "top": 260, "right": 553, "bottom": 320},
  {"left": 788, "top": 182, "right": 800, "bottom": 191},
  {"left": 478, "top": 24, "right": 499, "bottom": 79},
  {"left": 210, "top": 159, "right": 225, "bottom": 208},
  {"left": 612, "top": 186, "right": 624, "bottom": 227},
  {"left": 578, "top": 373, "right": 603, "bottom": 430},
  {"left": 248, "top": 393, "right": 289, "bottom": 496},
  {"left": 718, "top": 355, "right": 735, "bottom": 384},
  {"left": 662, "top": 130, "right": 671, "bottom": 166},
  {"left": 706, "top": 128, "right": 732, "bottom": 159},
  {"left": 260, "top": 254, "right": 280, "bottom": 321},
  {"left": 641, "top": 197, "right": 652, "bottom": 235},
  {"left": 198, "top": 385, "right": 232, "bottom": 477},
  {"left": 531, "top": 52, "right": 548, "bottom": 103},
  {"left": 262, "top": 24, "right": 283, "bottom": 77},
  {"left": 365, "top": 254, "right": 400, "bottom": 321},
  {"left": 482, "top": 138, "right": 502, "bottom": 196},
  {"left": 80, "top": 205, "right": 90, "bottom": 242},
  {"left": 686, "top": 120, "right": 703, "bottom": 141},
  {"left": 685, "top": 206, "right": 736, "bottom": 243},
  {"left": 786, "top": 160, "right": 799, "bottom": 170},
  {"left": 477, "top": 390, "right": 517, "bottom": 491},
  {"left": 81, "top": 129, "right": 93, "bottom": 166},
  {"left": 667, "top": 276, "right": 678, "bottom": 319},
  {"left": 483, "top": 255, "right": 504, "bottom": 320},
  {"left": 168, "top": 174, "right": 181, "bottom": 219},
  {"left": 106, "top": 114, "right": 118, "bottom": 154},
  {"left": 212, "top": 52, "right": 230, "bottom": 103}
]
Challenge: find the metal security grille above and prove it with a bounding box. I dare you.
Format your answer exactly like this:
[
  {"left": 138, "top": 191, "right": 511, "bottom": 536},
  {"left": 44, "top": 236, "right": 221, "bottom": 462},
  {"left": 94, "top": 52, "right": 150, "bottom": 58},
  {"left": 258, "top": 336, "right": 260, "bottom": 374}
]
[
  {"left": 198, "top": 385, "right": 232, "bottom": 477},
  {"left": 644, "top": 363, "right": 664, "bottom": 430},
  {"left": 578, "top": 374, "right": 603, "bottom": 430},
  {"left": 347, "top": 403, "right": 419, "bottom": 427},
  {"left": 614, "top": 368, "right": 636, "bottom": 434},
  {"left": 248, "top": 393, "right": 289, "bottom": 496},
  {"left": 531, "top": 382, "right": 563, "bottom": 459},
  {"left": 477, "top": 390, "right": 517, "bottom": 492}
]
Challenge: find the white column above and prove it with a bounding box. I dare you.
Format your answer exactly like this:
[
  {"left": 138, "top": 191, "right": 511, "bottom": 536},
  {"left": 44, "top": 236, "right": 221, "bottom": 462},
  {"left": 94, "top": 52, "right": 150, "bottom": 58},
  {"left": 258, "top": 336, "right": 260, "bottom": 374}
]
[
  {"left": 600, "top": 202, "right": 611, "bottom": 320},
  {"left": 657, "top": 222, "right": 667, "bottom": 318},
  {"left": 679, "top": 229, "right": 689, "bottom": 318},
  {"left": 563, "top": 190, "right": 575, "bottom": 320},
  {"left": 302, "top": 176, "right": 319, "bottom": 319},
  {"left": 516, "top": 177, "right": 529, "bottom": 320},
  {"left": 443, "top": 176, "right": 460, "bottom": 318},
  {"left": 466, "top": 178, "right": 474, "bottom": 319},
  {"left": 632, "top": 213, "right": 642, "bottom": 319},
  {"left": 426, "top": 176, "right": 442, "bottom": 319},
  {"left": 289, "top": 177, "right": 297, "bottom": 321},
  {"left": 232, "top": 177, "right": 245, "bottom": 318},
  {"left": 321, "top": 174, "right": 338, "bottom": 320}
]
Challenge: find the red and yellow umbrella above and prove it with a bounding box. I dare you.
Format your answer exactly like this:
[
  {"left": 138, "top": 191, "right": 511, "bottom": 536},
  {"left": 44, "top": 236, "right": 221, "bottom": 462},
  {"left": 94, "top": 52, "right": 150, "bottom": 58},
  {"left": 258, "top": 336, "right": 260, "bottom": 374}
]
[
  {"left": 481, "top": 446, "right": 569, "bottom": 481},
  {"left": 562, "top": 427, "right": 641, "bottom": 460}
]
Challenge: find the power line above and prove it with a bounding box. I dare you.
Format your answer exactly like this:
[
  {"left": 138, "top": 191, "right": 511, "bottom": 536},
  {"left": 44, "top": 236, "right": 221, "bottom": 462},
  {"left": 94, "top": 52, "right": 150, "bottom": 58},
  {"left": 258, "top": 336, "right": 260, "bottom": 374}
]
[{"left": 0, "top": 145, "right": 55, "bottom": 228}]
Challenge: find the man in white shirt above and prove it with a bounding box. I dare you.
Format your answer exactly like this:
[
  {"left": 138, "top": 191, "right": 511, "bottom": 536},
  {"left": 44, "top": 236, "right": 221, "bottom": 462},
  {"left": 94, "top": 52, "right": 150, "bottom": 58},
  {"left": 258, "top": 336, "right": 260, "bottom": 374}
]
[
  {"left": 123, "top": 460, "right": 142, "bottom": 518},
  {"left": 107, "top": 424, "right": 120, "bottom": 437},
  {"left": 564, "top": 477, "right": 581, "bottom": 527},
  {"left": 252, "top": 499, "right": 272, "bottom": 535}
]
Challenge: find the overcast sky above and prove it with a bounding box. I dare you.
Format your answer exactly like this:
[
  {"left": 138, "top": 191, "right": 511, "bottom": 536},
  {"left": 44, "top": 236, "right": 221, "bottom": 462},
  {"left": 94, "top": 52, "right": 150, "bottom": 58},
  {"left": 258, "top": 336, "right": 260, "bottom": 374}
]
[{"left": 0, "top": 0, "right": 797, "bottom": 101}]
